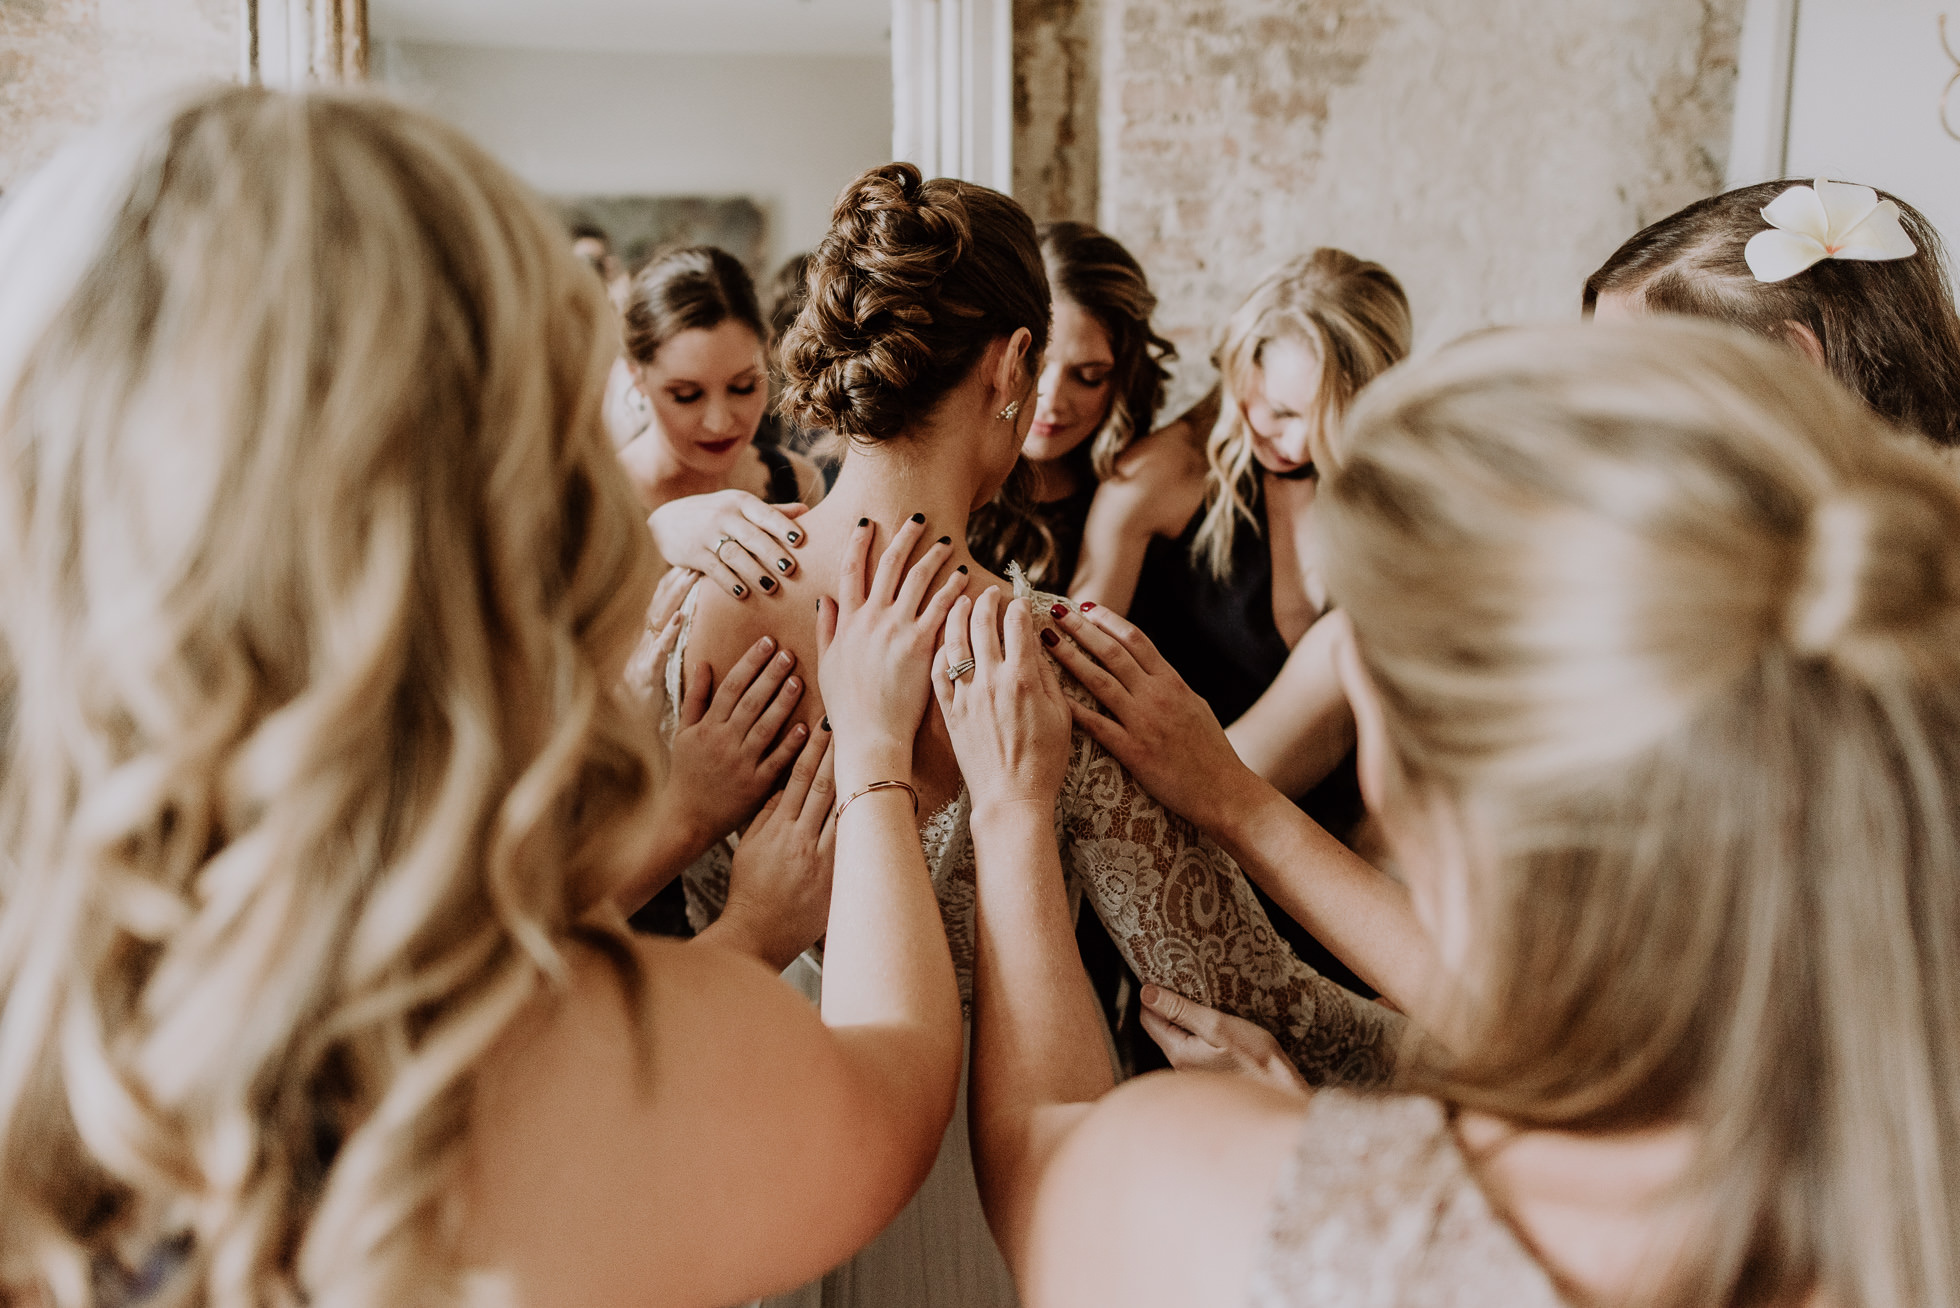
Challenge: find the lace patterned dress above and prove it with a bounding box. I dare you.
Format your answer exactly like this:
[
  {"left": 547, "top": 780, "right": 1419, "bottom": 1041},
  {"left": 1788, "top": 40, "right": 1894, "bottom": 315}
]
[
  {"left": 1248, "top": 1091, "right": 1565, "bottom": 1307},
  {"left": 665, "top": 576, "right": 1402, "bottom": 1308}
]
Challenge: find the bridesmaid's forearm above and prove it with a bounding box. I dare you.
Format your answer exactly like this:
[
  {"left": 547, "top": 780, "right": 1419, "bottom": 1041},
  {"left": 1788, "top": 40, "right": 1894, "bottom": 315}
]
[
  {"left": 1207, "top": 784, "right": 1437, "bottom": 1022},
  {"left": 968, "top": 812, "right": 1112, "bottom": 1261},
  {"left": 820, "top": 748, "right": 962, "bottom": 1124}
]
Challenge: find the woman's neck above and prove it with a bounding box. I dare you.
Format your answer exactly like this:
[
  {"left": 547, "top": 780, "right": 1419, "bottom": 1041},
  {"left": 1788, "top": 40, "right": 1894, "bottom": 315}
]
[
  {"left": 810, "top": 446, "right": 986, "bottom": 569},
  {"left": 617, "top": 431, "right": 741, "bottom": 509}
]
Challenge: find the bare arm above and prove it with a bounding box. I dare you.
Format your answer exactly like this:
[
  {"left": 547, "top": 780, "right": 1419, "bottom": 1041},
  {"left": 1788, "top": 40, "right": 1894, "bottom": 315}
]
[
  {"left": 1068, "top": 410, "right": 1210, "bottom": 615},
  {"left": 1223, "top": 611, "right": 1355, "bottom": 801},
  {"left": 933, "top": 590, "right": 1099, "bottom": 1265}
]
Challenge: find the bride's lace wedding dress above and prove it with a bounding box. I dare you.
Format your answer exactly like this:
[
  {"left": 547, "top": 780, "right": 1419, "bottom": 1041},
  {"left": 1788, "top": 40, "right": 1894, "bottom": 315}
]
[{"left": 663, "top": 575, "right": 1401, "bottom": 1308}]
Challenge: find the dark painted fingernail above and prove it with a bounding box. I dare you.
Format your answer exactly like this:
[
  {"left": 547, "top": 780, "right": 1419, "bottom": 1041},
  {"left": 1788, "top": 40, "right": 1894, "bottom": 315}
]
[
  {"left": 733, "top": 583, "right": 747, "bottom": 597},
  {"left": 1080, "top": 601, "right": 1096, "bottom": 611},
  {"left": 777, "top": 557, "right": 793, "bottom": 572},
  {"left": 909, "top": 512, "right": 925, "bottom": 524},
  {"left": 1049, "top": 602, "right": 1068, "bottom": 619},
  {"left": 1041, "top": 630, "right": 1059, "bottom": 648},
  {"left": 957, "top": 565, "right": 968, "bottom": 574},
  {"left": 857, "top": 517, "right": 869, "bottom": 527},
  {"left": 759, "top": 575, "right": 776, "bottom": 592},
  {"left": 937, "top": 535, "right": 951, "bottom": 545},
  {"left": 820, "top": 715, "right": 831, "bottom": 731},
  {"left": 787, "top": 529, "right": 801, "bottom": 544}
]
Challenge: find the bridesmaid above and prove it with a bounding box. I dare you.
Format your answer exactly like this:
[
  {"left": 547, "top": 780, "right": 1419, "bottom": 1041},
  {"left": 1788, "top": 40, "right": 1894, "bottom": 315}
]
[
  {"left": 1585, "top": 177, "right": 1960, "bottom": 449},
  {"left": 618, "top": 245, "right": 827, "bottom": 602},
  {"left": 968, "top": 221, "right": 1176, "bottom": 590},
  {"left": 954, "top": 319, "right": 1960, "bottom": 1308},
  {"left": 1073, "top": 250, "right": 1411, "bottom": 997},
  {"left": 0, "top": 86, "right": 964, "bottom": 1308}
]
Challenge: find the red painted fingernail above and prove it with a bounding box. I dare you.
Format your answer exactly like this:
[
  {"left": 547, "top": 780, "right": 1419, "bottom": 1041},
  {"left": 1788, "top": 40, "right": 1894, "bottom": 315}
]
[
  {"left": 1049, "top": 602, "right": 1068, "bottom": 619},
  {"left": 1041, "top": 630, "right": 1059, "bottom": 648},
  {"left": 1080, "top": 601, "right": 1096, "bottom": 611}
]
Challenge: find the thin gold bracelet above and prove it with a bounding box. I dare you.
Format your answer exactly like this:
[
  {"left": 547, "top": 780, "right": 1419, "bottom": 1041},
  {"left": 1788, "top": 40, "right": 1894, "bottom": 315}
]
[{"left": 834, "top": 779, "right": 919, "bottom": 822}]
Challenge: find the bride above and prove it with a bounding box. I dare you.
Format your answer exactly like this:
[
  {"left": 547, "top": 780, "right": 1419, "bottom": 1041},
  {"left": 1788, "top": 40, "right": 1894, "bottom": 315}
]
[{"left": 660, "top": 163, "right": 1400, "bottom": 1305}]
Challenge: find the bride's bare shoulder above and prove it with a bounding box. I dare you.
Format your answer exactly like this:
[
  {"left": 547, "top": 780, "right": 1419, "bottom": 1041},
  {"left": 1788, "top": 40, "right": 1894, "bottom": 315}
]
[{"left": 683, "top": 578, "right": 824, "bottom": 724}]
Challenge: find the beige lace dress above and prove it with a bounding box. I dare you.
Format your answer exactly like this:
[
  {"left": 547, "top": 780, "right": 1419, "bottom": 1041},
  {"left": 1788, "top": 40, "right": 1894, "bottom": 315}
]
[
  {"left": 1249, "top": 1091, "right": 1567, "bottom": 1307},
  {"left": 665, "top": 576, "right": 1402, "bottom": 1308}
]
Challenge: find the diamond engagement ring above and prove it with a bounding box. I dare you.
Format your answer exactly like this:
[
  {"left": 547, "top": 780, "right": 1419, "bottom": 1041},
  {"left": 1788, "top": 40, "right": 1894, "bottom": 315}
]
[
  {"left": 711, "top": 534, "right": 734, "bottom": 561},
  {"left": 946, "top": 658, "right": 977, "bottom": 681}
]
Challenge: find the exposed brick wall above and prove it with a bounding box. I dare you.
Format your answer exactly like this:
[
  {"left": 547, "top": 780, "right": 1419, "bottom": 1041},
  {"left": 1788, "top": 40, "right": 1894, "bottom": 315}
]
[
  {"left": 0, "top": 0, "right": 236, "bottom": 192},
  {"left": 1014, "top": 0, "right": 1101, "bottom": 225},
  {"left": 1091, "top": 0, "right": 1743, "bottom": 407}
]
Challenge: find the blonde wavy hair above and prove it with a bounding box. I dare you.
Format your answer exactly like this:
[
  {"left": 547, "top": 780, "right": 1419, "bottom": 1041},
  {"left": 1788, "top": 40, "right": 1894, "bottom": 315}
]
[
  {"left": 0, "top": 87, "right": 665, "bottom": 1305},
  {"left": 1321, "top": 320, "right": 1960, "bottom": 1307},
  {"left": 1193, "top": 248, "right": 1410, "bottom": 579}
]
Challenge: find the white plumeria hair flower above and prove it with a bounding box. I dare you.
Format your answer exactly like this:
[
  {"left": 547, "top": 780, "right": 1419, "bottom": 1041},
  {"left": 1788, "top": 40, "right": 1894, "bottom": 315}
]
[{"left": 1744, "top": 179, "right": 1918, "bottom": 284}]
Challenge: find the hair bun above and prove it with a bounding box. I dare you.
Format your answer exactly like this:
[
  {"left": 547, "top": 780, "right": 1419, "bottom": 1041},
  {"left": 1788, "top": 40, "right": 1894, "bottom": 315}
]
[{"left": 779, "top": 162, "right": 1048, "bottom": 444}]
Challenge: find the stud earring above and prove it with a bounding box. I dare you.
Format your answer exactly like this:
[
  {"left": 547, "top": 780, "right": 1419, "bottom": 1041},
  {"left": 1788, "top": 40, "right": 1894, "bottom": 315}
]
[{"left": 998, "top": 400, "right": 1022, "bottom": 422}]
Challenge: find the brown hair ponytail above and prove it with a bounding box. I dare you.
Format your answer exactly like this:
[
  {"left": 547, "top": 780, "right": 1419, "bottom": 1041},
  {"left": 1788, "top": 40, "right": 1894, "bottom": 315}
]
[{"left": 1584, "top": 180, "right": 1960, "bottom": 448}]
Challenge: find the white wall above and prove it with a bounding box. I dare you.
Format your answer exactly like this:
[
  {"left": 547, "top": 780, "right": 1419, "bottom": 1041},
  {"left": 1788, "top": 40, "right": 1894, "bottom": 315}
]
[
  {"left": 1778, "top": 0, "right": 1960, "bottom": 260},
  {"left": 375, "top": 41, "right": 893, "bottom": 270}
]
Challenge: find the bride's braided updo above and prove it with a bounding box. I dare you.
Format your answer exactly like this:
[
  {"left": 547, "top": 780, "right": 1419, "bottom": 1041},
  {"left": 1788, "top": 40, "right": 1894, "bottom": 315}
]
[{"left": 780, "top": 162, "right": 1050, "bottom": 443}]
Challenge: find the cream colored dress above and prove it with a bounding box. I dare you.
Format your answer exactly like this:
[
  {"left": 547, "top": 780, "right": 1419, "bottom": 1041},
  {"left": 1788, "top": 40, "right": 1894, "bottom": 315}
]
[
  {"left": 666, "top": 577, "right": 1402, "bottom": 1308},
  {"left": 1248, "top": 1091, "right": 1567, "bottom": 1307}
]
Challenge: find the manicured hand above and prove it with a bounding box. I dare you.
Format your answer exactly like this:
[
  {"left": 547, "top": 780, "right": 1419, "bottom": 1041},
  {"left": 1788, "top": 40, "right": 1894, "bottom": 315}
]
[
  {"left": 713, "top": 728, "right": 838, "bottom": 971},
  {"left": 934, "top": 589, "right": 1071, "bottom": 822},
  {"left": 665, "top": 631, "right": 810, "bottom": 847},
  {"left": 647, "top": 488, "right": 810, "bottom": 600},
  {"left": 1044, "top": 601, "right": 1254, "bottom": 831},
  {"left": 622, "top": 565, "right": 701, "bottom": 707},
  {"left": 1138, "top": 986, "right": 1308, "bottom": 1095},
  {"left": 815, "top": 515, "right": 969, "bottom": 784}
]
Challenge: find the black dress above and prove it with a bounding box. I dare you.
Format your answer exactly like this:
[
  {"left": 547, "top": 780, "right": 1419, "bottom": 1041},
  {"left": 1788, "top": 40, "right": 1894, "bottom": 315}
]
[
  {"left": 1026, "top": 478, "right": 1099, "bottom": 590},
  {"left": 629, "top": 442, "right": 805, "bottom": 939},
  {"left": 1080, "top": 474, "right": 1373, "bottom": 1074}
]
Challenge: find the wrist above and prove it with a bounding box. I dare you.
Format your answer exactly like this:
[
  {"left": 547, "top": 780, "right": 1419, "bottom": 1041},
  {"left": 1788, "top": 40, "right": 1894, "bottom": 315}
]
[
  {"left": 833, "top": 738, "right": 913, "bottom": 792},
  {"left": 1204, "top": 764, "right": 1283, "bottom": 838},
  {"left": 969, "top": 790, "right": 1058, "bottom": 829},
  {"left": 699, "top": 900, "right": 774, "bottom": 966},
  {"left": 648, "top": 786, "right": 712, "bottom": 857}
]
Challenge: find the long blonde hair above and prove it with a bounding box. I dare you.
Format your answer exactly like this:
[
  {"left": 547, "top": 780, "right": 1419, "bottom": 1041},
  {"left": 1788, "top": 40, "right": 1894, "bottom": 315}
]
[
  {"left": 0, "top": 87, "right": 664, "bottom": 1305},
  {"left": 1322, "top": 320, "right": 1960, "bottom": 1307},
  {"left": 1193, "top": 248, "right": 1409, "bottom": 579}
]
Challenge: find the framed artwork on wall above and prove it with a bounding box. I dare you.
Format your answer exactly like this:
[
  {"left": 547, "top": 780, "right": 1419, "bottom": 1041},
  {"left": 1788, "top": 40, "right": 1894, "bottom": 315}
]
[{"left": 557, "top": 195, "right": 768, "bottom": 274}]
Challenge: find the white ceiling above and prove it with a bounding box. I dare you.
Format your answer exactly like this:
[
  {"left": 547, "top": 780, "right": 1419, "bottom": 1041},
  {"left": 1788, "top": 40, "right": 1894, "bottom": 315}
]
[{"left": 370, "top": 0, "right": 892, "bottom": 57}]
